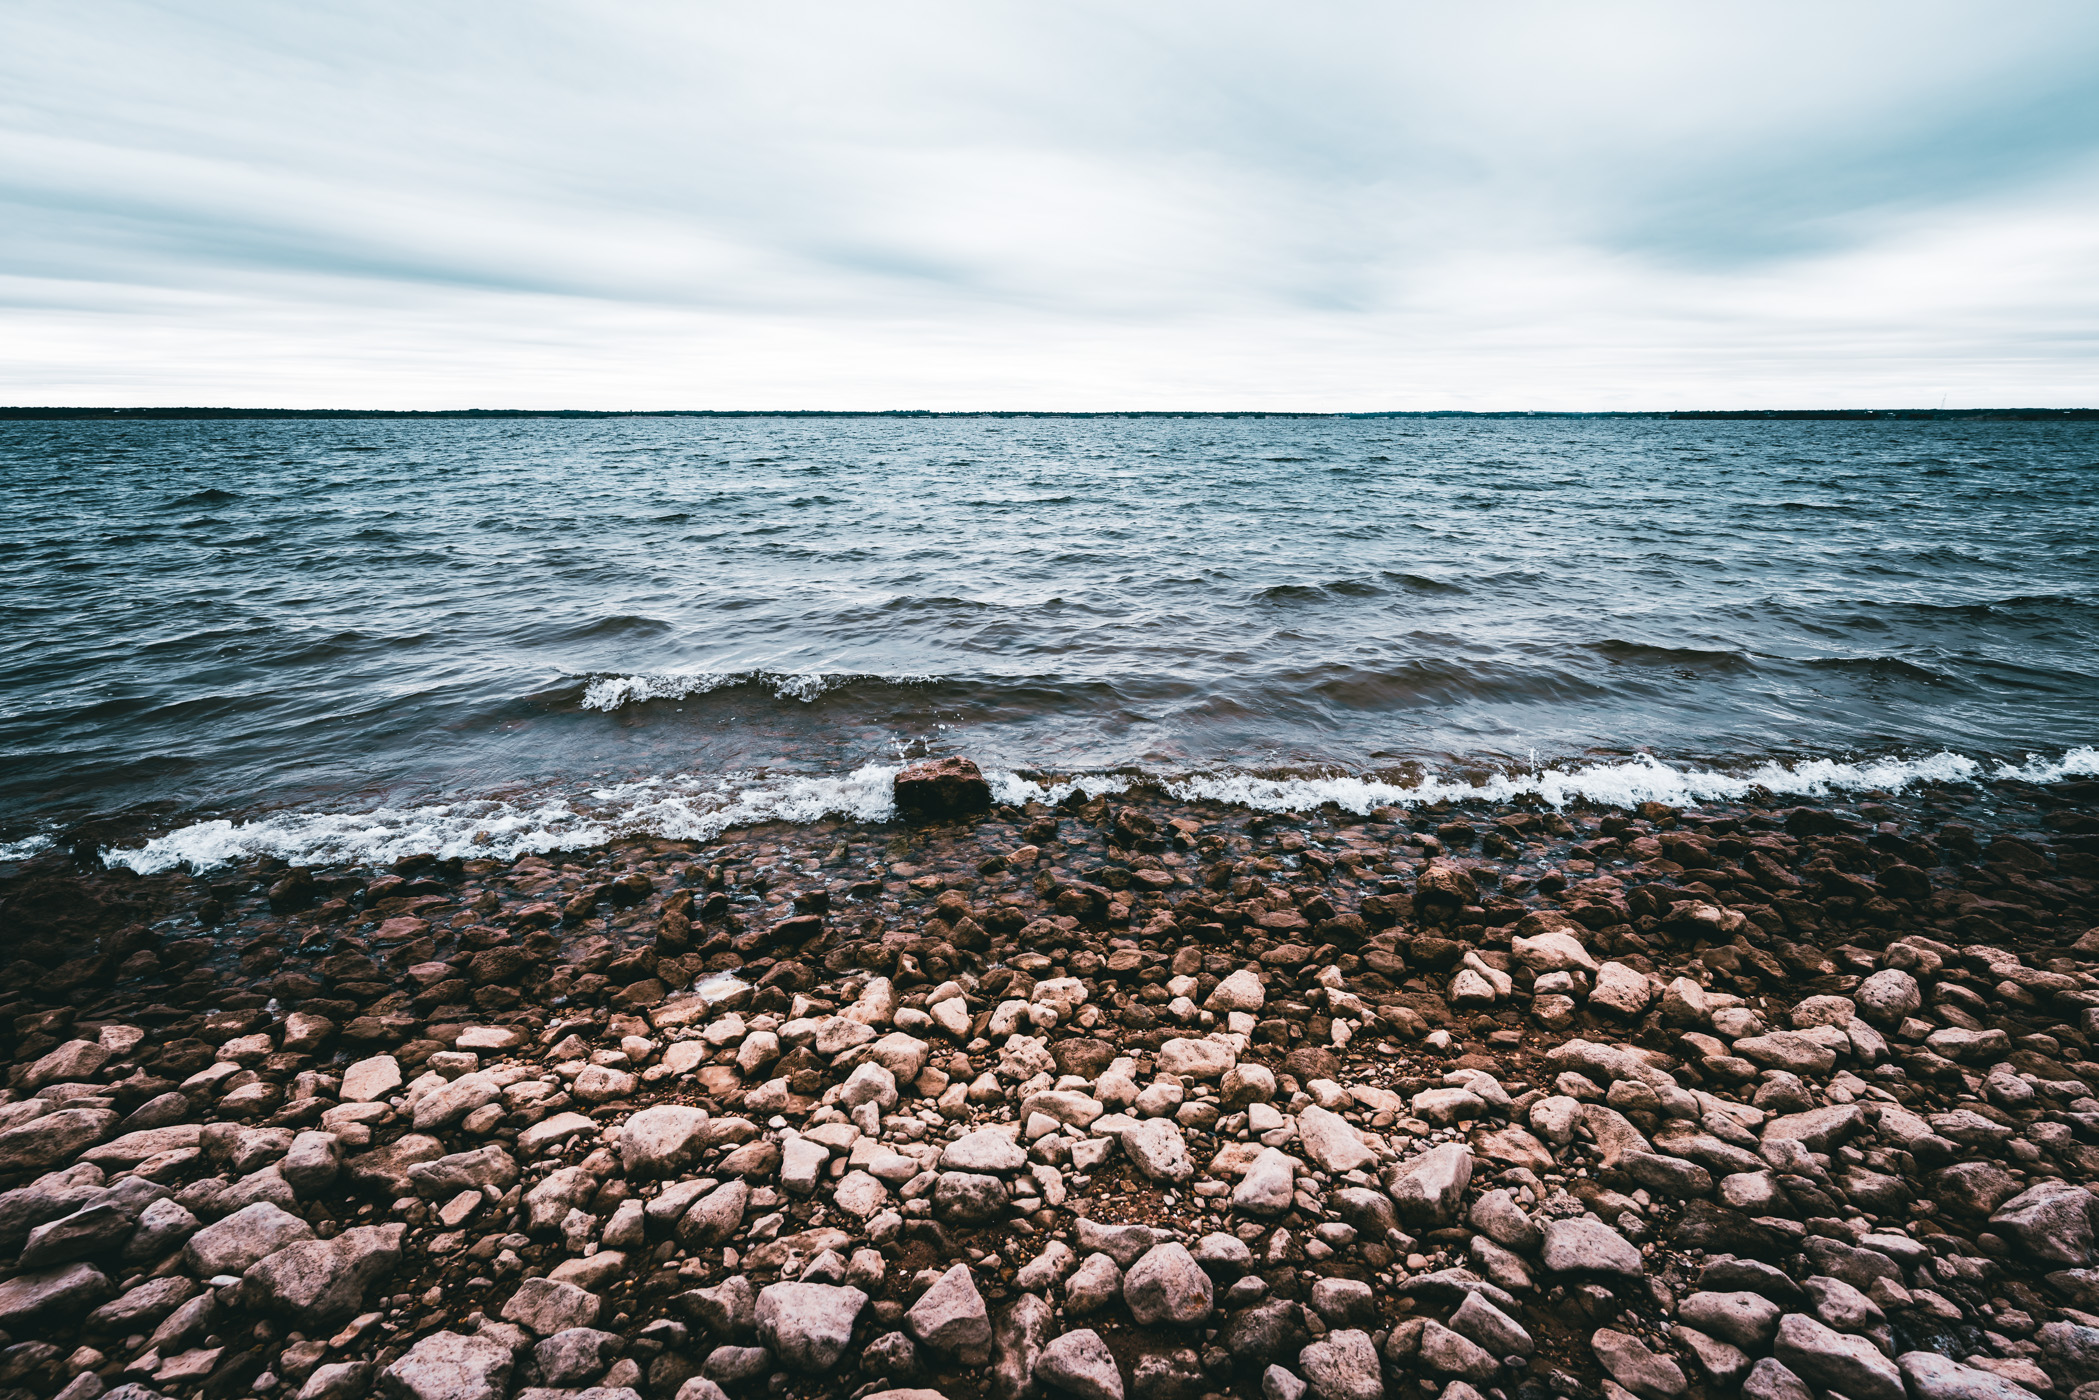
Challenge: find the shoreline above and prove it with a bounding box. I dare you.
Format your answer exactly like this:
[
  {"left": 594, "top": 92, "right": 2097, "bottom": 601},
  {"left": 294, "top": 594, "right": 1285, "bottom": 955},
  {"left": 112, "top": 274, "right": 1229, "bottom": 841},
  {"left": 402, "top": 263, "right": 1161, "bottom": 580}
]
[{"left": 0, "top": 762, "right": 2094, "bottom": 1400}]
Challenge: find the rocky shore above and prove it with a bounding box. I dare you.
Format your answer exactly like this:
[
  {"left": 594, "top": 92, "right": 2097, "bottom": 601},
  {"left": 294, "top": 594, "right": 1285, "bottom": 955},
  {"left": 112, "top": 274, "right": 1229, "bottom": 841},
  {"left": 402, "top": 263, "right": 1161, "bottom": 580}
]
[{"left": 0, "top": 757, "right": 2096, "bottom": 1400}]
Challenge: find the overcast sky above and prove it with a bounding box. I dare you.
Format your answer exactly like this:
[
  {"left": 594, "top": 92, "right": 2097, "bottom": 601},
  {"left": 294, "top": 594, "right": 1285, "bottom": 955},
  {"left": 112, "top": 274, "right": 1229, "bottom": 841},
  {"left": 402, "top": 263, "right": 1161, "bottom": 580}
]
[{"left": 5, "top": 1, "right": 2098, "bottom": 409}]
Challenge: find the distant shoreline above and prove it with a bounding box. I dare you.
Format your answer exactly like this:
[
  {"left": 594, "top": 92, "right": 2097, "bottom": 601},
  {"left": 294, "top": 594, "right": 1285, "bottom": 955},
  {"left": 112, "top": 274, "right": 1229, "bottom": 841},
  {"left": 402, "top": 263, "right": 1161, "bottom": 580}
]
[{"left": 1, "top": 406, "right": 2094, "bottom": 421}]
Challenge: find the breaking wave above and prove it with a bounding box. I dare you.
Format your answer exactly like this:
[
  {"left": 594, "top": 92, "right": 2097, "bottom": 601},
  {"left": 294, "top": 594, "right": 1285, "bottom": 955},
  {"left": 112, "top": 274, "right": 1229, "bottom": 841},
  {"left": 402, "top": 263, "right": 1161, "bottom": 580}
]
[
  {"left": 578, "top": 670, "right": 940, "bottom": 709},
  {"left": 97, "top": 745, "right": 2097, "bottom": 875}
]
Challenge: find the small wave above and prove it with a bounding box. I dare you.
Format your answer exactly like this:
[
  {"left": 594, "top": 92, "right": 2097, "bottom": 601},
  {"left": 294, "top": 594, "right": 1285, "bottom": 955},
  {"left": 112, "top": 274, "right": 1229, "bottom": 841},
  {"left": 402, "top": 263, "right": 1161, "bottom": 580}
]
[
  {"left": 0, "top": 834, "right": 57, "bottom": 862},
  {"left": 1165, "top": 746, "right": 2099, "bottom": 814},
  {"left": 101, "top": 765, "right": 906, "bottom": 874},
  {"left": 577, "top": 669, "right": 941, "bottom": 710}
]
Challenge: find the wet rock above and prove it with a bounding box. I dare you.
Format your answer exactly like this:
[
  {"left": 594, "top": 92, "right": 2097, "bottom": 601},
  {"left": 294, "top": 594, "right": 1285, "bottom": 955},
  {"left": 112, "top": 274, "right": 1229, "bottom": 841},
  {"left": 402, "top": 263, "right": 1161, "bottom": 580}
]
[
  {"left": 893, "top": 756, "right": 992, "bottom": 819},
  {"left": 754, "top": 1281, "right": 867, "bottom": 1371},
  {"left": 1036, "top": 1328, "right": 1123, "bottom": 1400}
]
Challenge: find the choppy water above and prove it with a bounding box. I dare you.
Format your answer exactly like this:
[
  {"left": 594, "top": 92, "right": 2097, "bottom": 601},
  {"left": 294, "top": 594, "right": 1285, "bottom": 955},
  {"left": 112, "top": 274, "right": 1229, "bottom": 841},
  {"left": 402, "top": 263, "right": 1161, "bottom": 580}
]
[{"left": 2, "top": 415, "right": 2095, "bottom": 869}]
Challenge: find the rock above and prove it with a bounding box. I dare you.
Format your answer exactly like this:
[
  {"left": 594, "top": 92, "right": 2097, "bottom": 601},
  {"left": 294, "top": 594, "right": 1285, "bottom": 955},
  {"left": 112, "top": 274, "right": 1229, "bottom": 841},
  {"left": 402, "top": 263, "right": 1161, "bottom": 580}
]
[
  {"left": 1065, "top": 1253, "right": 1122, "bottom": 1314},
  {"left": 281, "top": 1132, "right": 344, "bottom": 1196},
  {"left": 1854, "top": 970, "right": 1920, "bottom": 1026},
  {"left": 0, "top": 1262, "right": 109, "bottom": 1327},
  {"left": 1591, "top": 963, "right": 1654, "bottom": 1017},
  {"left": 1511, "top": 930, "right": 1598, "bottom": 974},
  {"left": 1733, "top": 1033, "right": 1837, "bottom": 1077},
  {"left": 1897, "top": 1352, "right": 2045, "bottom": 1400},
  {"left": 1206, "top": 970, "right": 1267, "bottom": 1013},
  {"left": 1384, "top": 1144, "right": 1472, "bottom": 1226},
  {"left": 991, "top": 1292, "right": 1053, "bottom": 1400},
  {"left": 1542, "top": 1217, "right": 1642, "bottom": 1276},
  {"left": 1265, "top": 1366, "right": 1308, "bottom": 1400},
  {"left": 676, "top": 1181, "right": 748, "bottom": 1248},
  {"left": 1298, "top": 1329, "right": 1384, "bottom": 1400},
  {"left": 619, "top": 1105, "right": 709, "bottom": 1178},
  {"left": 754, "top": 1282, "right": 867, "bottom": 1371},
  {"left": 1157, "top": 1038, "right": 1235, "bottom": 1079},
  {"left": 1234, "top": 1148, "right": 1298, "bottom": 1217},
  {"left": 1468, "top": 1190, "right": 1541, "bottom": 1253},
  {"left": 1760, "top": 1104, "right": 1861, "bottom": 1152},
  {"left": 1123, "top": 1243, "right": 1213, "bottom": 1326},
  {"left": 502, "top": 1277, "right": 602, "bottom": 1336},
  {"left": 1224, "top": 1299, "right": 1312, "bottom": 1367},
  {"left": 243, "top": 1223, "right": 405, "bottom": 1326},
  {"left": 1121, "top": 1118, "right": 1194, "bottom": 1185},
  {"left": 680, "top": 1275, "right": 756, "bottom": 1339},
  {"left": 906, "top": 1264, "right": 991, "bottom": 1364},
  {"left": 1772, "top": 1312, "right": 1902, "bottom": 1400},
  {"left": 184, "top": 1201, "right": 314, "bottom": 1276},
  {"left": 1417, "top": 1321, "right": 1497, "bottom": 1384},
  {"left": 1036, "top": 1328, "right": 1124, "bottom": 1400},
  {"left": 534, "top": 1328, "right": 624, "bottom": 1386},
  {"left": 1678, "top": 1291, "right": 1780, "bottom": 1350},
  {"left": 379, "top": 1329, "right": 514, "bottom": 1400},
  {"left": 941, "top": 1129, "right": 1028, "bottom": 1173},
  {"left": 1448, "top": 1292, "right": 1531, "bottom": 1357},
  {"left": 0, "top": 1108, "right": 115, "bottom": 1170},
  {"left": 341, "top": 1056, "right": 404, "bottom": 1103},
  {"left": 1740, "top": 1358, "right": 1813, "bottom": 1400},
  {"left": 933, "top": 1171, "right": 1008, "bottom": 1222},
  {"left": 893, "top": 756, "right": 992, "bottom": 819},
  {"left": 1675, "top": 1326, "right": 1750, "bottom": 1388},
  {"left": 1592, "top": 1329, "right": 1687, "bottom": 1400},
  {"left": 1988, "top": 1181, "right": 2095, "bottom": 1266},
  {"left": 1296, "top": 1106, "right": 1376, "bottom": 1174},
  {"left": 410, "top": 1073, "right": 501, "bottom": 1131}
]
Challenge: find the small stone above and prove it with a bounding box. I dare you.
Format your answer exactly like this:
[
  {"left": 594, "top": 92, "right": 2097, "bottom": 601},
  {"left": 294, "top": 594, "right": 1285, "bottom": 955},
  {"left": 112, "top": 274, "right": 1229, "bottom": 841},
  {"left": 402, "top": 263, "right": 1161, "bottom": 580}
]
[
  {"left": 905, "top": 1264, "right": 991, "bottom": 1364},
  {"left": 1541, "top": 1218, "right": 1643, "bottom": 1278},
  {"left": 1120, "top": 1118, "right": 1194, "bottom": 1185},
  {"left": 501, "top": 1277, "right": 602, "bottom": 1336},
  {"left": 1123, "top": 1242, "right": 1213, "bottom": 1326},
  {"left": 1591, "top": 1328, "right": 1687, "bottom": 1400},
  {"left": 1065, "top": 1253, "right": 1122, "bottom": 1314},
  {"left": 753, "top": 1282, "right": 867, "bottom": 1371},
  {"left": 379, "top": 1329, "right": 513, "bottom": 1400},
  {"left": 1037, "top": 1328, "right": 1124, "bottom": 1400},
  {"left": 1298, "top": 1329, "right": 1384, "bottom": 1400}
]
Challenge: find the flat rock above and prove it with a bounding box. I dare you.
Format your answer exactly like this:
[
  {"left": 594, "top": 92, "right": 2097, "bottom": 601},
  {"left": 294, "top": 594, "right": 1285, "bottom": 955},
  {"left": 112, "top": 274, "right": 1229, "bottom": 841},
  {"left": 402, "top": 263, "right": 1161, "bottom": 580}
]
[
  {"left": 1593, "top": 1328, "right": 1687, "bottom": 1400},
  {"left": 184, "top": 1201, "right": 315, "bottom": 1276},
  {"left": 379, "top": 1329, "right": 514, "bottom": 1400},
  {"left": 1678, "top": 1291, "right": 1780, "bottom": 1350},
  {"left": 1541, "top": 1218, "right": 1643, "bottom": 1278},
  {"left": 243, "top": 1223, "right": 405, "bottom": 1326},
  {"left": 0, "top": 1107, "right": 115, "bottom": 1171},
  {"left": 1157, "top": 1038, "right": 1236, "bottom": 1079},
  {"left": 941, "top": 1129, "right": 1028, "bottom": 1173},
  {"left": 341, "top": 1056, "right": 404, "bottom": 1103},
  {"left": 0, "top": 1262, "right": 110, "bottom": 1327},
  {"left": 502, "top": 1277, "right": 602, "bottom": 1336},
  {"left": 1897, "top": 1352, "right": 2043, "bottom": 1400}
]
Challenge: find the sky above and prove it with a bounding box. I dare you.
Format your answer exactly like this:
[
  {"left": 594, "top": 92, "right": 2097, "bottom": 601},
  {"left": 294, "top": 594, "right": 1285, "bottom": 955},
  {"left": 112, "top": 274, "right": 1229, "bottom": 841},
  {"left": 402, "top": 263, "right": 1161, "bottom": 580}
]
[{"left": 4, "top": 1, "right": 2099, "bottom": 410}]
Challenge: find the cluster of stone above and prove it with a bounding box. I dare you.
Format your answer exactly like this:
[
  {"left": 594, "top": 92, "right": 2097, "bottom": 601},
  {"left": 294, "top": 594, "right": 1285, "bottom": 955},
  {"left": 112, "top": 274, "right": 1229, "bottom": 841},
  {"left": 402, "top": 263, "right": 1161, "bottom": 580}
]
[{"left": 0, "top": 759, "right": 2093, "bottom": 1400}]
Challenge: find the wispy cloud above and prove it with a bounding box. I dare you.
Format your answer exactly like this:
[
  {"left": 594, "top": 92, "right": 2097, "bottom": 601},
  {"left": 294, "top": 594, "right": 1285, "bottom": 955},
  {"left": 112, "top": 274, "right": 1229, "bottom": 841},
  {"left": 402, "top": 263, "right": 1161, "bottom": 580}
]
[{"left": 4, "top": 1, "right": 2097, "bottom": 407}]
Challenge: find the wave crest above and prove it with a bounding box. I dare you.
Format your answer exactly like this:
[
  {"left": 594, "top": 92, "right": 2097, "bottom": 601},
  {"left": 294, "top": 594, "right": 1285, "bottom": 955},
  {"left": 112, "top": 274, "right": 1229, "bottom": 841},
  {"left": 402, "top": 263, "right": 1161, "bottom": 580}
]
[{"left": 578, "top": 670, "right": 940, "bottom": 710}]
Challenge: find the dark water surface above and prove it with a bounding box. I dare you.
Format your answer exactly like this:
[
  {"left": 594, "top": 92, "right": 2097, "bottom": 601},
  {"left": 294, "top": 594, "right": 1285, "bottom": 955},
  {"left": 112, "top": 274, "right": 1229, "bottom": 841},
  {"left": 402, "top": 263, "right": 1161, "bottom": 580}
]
[{"left": 3, "top": 416, "right": 2095, "bottom": 867}]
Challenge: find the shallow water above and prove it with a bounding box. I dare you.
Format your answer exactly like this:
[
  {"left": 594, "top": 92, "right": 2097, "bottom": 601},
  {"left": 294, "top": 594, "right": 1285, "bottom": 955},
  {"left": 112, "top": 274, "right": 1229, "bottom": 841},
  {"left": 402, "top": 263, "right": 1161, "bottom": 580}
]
[{"left": 3, "top": 415, "right": 2095, "bottom": 867}]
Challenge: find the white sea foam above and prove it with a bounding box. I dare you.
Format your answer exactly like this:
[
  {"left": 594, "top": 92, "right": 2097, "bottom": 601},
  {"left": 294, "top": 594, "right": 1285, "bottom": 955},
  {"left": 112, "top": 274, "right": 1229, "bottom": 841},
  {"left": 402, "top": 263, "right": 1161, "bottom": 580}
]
[
  {"left": 578, "top": 670, "right": 938, "bottom": 710},
  {"left": 1164, "top": 746, "right": 2099, "bottom": 814},
  {"left": 99, "top": 746, "right": 2097, "bottom": 874},
  {"left": 0, "top": 834, "right": 56, "bottom": 862}
]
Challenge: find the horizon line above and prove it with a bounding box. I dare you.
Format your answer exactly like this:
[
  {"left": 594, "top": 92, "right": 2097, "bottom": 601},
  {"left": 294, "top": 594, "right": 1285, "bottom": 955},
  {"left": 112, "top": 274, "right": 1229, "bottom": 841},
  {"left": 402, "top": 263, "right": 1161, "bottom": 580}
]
[{"left": 3, "top": 406, "right": 2096, "bottom": 421}]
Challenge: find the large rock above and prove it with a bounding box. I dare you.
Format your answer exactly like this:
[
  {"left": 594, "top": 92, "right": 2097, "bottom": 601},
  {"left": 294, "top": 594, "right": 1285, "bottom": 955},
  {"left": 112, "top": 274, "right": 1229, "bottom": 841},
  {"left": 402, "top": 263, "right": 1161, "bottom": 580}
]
[
  {"left": 243, "top": 1223, "right": 405, "bottom": 1325},
  {"left": 1036, "top": 1328, "right": 1123, "bottom": 1400},
  {"left": 941, "top": 1129, "right": 1028, "bottom": 1174},
  {"left": 1988, "top": 1181, "right": 2095, "bottom": 1266},
  {"left": 1541, "top": 1219, "right": 1643, "bottom": 1278},
  {"left": 1772, "top": 1313, "right": 1901, "bottom": 1400},
  {"left": 1205, "top": 970, "right": 1267, "bottom": 1013},
  {"left": 754, "top": 1282, "right": 867, "bottom": 1371},
  {"left": 1854, "top": 969, "right": 1920, "bottom": 1025},
  {"left": 1761, "top": 1104, "right": 1862, "bottom": 1153},
  {"left": 184, "top": 1201, "right": 314, "bottom": 1276},
  {"left": 1296, "top": 1106, "right": 1376, "bottom": 1174},
  {"left": 1592, "top": 1328, "right": 1687, "bottom": 1400},
  {"left": 1234, "top": 1148, "right": 1298, "bottom": 1217},
  {"left": 1896, "top": 1351, "right": 2043, "bottom": 1400},
  {"left": 905, "top": 1264, "right": 991, "bottom": 1364},
  {"left": 1120, "top": 1118, "right": 1194, "bottom": 1185},
  {"left": 1157, "top": 1038, "right": 1236, "bottom": 1080},
  {"left": 379, "top": 1329, "right": 514, "bottom": 1400},
  {"left": 1298, "top": 1329, "right": 1384, "bottom": 1400},
  {"left": 1123, "top": 1243, "right": 1213, "bottom": 1326},
  {"left": 619, "top": 1105, "right": 710, "bottom": 1178},
  {"left": 1591, "top": 963, "right": 1654, "bottom": 1017},
  {"left": 0, "top": 1262, "right": 110, "bottom": 1327},
  {"left": 1418, "top": 1321, "right": 1498, "bottom": 1384},
  {"left": 1678, "top": 1291, "right": 1780, "bottom": 1350},
  {"left": 341, "top": 1055, "right": 404, "bottom": 1103},
  {"left": 893, "top": 756, "right": 992, "bottom": 820},
  {"left": 1384, "top": 1144, "right": 1472, "bottom": 1226},
  {"left": 0, "top": 1107, "right": 115, "bottom": 1170},
  {"left": 502, "top": 1277, "right": 603, "bottom": 1336}
]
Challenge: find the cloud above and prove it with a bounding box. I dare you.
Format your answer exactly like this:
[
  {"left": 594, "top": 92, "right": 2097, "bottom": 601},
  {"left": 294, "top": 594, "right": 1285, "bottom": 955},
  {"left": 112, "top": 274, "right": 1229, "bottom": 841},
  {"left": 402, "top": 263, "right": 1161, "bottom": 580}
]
[{"left": 3, "top": 0, "right": 2098, "bottom": 407}]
